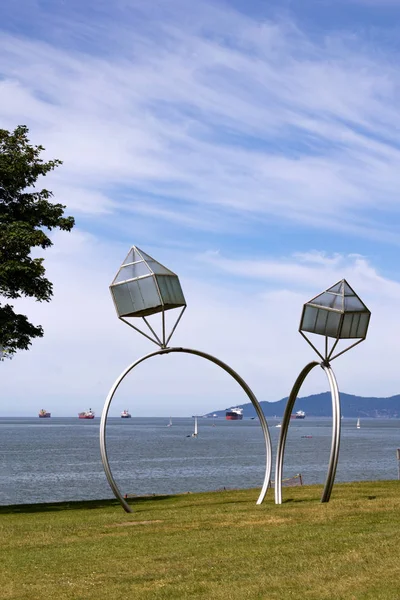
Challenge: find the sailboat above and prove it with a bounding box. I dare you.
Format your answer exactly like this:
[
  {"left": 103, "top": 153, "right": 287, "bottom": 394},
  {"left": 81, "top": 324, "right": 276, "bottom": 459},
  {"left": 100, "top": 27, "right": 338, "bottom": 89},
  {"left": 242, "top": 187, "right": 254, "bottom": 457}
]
[
  {"left": 167, "top": 417, "right": 172, "bottom": 427},
  {"left": 192, "top": 415, "right": 198, "bottom": 437},
  {"left": 356, "top": 418, "right": 361, "bottom": 429}
]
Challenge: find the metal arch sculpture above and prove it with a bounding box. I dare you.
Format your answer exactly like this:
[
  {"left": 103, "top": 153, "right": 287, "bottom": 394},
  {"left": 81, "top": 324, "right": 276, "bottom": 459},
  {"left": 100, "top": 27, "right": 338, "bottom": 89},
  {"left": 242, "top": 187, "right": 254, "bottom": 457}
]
[
  {"left": 101, "top": 246, "right": 272, "bottom": 513},
  {"left": 101, "top": 347, "right": 272, "bottom": 513},
  {"left": 275, "top": 279, "right": 371, "bottom": 505},
  {"left": 275, "top": 361, "right": 340, "bottom": 504}
]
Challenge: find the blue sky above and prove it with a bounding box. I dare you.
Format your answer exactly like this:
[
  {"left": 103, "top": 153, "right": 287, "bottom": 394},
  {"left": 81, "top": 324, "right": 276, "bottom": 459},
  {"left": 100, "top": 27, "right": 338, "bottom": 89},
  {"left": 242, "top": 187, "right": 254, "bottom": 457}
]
[{"left": 2, "top": 0, "right": 400, "bottom": 416}]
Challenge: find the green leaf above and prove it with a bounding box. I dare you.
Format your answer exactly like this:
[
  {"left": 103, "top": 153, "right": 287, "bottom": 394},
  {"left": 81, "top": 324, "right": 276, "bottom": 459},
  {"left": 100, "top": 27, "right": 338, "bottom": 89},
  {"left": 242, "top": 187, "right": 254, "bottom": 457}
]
[{"left": 0, "top": 126, "right": 75, "bottom": 354}]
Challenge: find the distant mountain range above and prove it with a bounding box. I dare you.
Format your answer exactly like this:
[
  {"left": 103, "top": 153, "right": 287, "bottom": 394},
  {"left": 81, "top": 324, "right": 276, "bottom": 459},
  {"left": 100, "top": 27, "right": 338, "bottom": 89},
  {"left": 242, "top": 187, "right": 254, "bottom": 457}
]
[{"left": 207, "top": 392, "right": 400, "bottom": 419}]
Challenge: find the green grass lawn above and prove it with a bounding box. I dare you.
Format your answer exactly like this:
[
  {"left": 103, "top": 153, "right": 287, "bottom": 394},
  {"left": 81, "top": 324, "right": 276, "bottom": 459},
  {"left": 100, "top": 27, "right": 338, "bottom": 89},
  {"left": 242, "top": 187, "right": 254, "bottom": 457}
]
[{"left": 1, "top": 481, "right": 400, "bottom": 599}]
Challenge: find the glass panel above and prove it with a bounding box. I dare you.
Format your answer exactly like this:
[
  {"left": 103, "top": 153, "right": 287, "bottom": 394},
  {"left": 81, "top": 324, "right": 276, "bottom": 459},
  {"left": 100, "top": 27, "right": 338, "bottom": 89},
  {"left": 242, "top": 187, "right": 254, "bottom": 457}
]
[
  {"left": 356, "top": 313, "right": 370, "bottom": 338},
  {"left": 134, "top": 248, "right": 176, "bottom": 275},
  {"left": 343, "top": 281, "right": 356, "bottom": 296},
  {"left": 110, "top": 283, "right": 135, "bottom": 317},
  {"left": 135, "top": 248, "right": 155, "bottom": 263},
  {"left": 332, "top": 294, "right": 344, "bottom": 310},
  {"left": 327, "top": 282, "right": 343, "bottom": 294},
  {"left": 350, "top": 313, "right": 360, "bottom": 338},
  {"left": 135, "top": 276, "right": 161, "bottom": 312},
  {"left": 310, "top": 292, "right": 343, "bottom": 310},
  {"left": 344, "top": 296, "right": 366, "bottom": 311},
  {"left": 155, "top": 275, "right": 186, "bottom": 307},
  {"left": 315, "top": 309, "right": 329, "bottom": 335},
  {"left": 126, "top": 280, "right": 146, "bottom": 314},
  {"left": 145, "top": 260, "right": 174, "bottom": 275},
  {"left": 310, "top": 293, "right": 324, "bottom": 309},
  {"left": 113, "top": 262, "right": 151, "bottom": 283},
  {"left": 300, "top": 305, "right": 319, "bottom": 333},
  {"left": 309, "top": 292, "right": 330, "bottom": 307},
  {"left": 121, "top": 248, "right": 135, "bottom": 266},
  {"left": 325, "top": 311, "right": 341, "bottom": 338},
  {"left": 121, "top": 247, "right": 145, "bottom": 266},
  {"left": 341, "top": 314, "right": 353, "bottom": 338}
]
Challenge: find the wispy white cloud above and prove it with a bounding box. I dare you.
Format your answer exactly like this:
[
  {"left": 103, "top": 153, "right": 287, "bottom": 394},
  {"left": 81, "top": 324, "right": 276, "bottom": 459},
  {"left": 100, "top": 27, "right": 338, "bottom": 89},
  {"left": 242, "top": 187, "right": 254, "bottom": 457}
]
[
  {"left": 2, "top": 1, "right": 400, "bottom": 417},
  {"left": 199, "top": 248, "right": 400, "bottom": 300},
  {"left": 2, "top": 233, "right": 400, "bottom": 416},
  {"left": 1, "top": 1, "right": 400, "bottom": 239}
]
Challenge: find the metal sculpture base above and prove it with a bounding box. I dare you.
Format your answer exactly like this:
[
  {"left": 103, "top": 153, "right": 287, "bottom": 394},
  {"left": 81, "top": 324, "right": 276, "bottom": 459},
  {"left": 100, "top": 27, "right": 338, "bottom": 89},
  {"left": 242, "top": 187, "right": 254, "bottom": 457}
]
[
  {"left": 100, "top": 347, "right": 273, "bottom": 513},
  {"left": 275, "top": 361, "right": 341, "bottom": 505}
]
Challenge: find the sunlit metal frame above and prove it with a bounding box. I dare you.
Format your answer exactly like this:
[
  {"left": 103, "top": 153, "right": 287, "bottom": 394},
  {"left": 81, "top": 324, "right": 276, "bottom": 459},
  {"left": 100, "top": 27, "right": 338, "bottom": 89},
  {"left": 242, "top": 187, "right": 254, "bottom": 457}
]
[
  {"left": 299, "top": 325, "right": 368, "bottom": 364},
  {"left": 299, "top": 280, "right": 371, "bottom": 364},
  {"left": 275, "top": 280, "right": 370, "bottom": 505},
  {"left": 120, "top": 306, "right": 187, "bottom": 349},
  {"left": 275, "top": 361, "right": 340, "bottom": 504},
  {"left": 110, "top": 246, "right": 187, "bottom": 348},
  {"left": 100, "top": 347, "right": 272, "bottom": 513}
]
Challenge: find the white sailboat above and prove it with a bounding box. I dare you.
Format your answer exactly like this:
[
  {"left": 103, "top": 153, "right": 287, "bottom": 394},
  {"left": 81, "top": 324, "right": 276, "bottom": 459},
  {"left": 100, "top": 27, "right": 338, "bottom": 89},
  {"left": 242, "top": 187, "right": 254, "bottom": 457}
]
[
  {"left": 192, "top": 415, "right": 198, "bottom": 437},
  {"left": 356, "top": 418, "right": 361, "bottom": 429},
  {"left": 167, "top": 417, "right": 172, "bottom": 427}
]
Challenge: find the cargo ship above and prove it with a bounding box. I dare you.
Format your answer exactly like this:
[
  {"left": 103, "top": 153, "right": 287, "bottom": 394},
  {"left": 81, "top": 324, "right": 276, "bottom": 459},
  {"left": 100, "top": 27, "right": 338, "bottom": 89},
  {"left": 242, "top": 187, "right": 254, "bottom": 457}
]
[
  {"left": 226, "top": 407, "right": 243, "bottom": 420},
  {"left": 78, "top": 408, "right": 95, "bottom": 419},
  {"left": 121, "top": 409, "right": 131, "bottom": 418},
  {"left": 291, "top": 410, "right": 306, "bottom": 419},
  {"left": 38, "top": 409, "right": 51, "bottom": 418}
]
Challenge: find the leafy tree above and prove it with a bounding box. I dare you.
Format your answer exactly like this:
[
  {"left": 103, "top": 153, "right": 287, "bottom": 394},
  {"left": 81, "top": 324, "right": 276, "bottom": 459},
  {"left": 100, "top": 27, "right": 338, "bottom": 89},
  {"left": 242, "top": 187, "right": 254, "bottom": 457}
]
[{"left": 0, "top": 125, "right": 74, "bottom": 357}]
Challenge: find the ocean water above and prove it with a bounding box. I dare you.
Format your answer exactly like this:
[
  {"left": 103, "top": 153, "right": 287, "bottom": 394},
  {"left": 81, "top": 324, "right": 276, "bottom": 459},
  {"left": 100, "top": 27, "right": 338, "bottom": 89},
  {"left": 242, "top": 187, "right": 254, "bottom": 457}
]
[{"left": 0, "top": 417, "right": 399, "bottom": 505}]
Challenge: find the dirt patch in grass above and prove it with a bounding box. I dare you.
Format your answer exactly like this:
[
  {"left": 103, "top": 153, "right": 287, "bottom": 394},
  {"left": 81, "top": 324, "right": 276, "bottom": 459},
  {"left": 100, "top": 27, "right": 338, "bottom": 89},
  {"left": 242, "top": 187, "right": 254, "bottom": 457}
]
[
  {"left": 109, "top": 520, "right": 163, "bottom": 527},
  {"left": 215, "top": 516, "right": 288, "bottom": 527}
]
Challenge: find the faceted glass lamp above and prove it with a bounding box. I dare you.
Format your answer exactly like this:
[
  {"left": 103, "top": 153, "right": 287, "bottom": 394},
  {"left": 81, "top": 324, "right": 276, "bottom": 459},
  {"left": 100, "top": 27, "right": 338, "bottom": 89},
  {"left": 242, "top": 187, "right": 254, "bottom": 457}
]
[
  {"left": 299, "top": 279, "right": 371, "bottom": 363},
  {"left": 110, "top": 246, "right": 186, "bottom": 348}
]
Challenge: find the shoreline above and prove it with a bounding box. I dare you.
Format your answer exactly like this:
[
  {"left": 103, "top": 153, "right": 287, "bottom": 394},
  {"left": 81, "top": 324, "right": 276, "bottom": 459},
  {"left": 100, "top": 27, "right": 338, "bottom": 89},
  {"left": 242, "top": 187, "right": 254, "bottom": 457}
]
[{"left": 1, "top": 479, "right": 398, "bottom": 513}]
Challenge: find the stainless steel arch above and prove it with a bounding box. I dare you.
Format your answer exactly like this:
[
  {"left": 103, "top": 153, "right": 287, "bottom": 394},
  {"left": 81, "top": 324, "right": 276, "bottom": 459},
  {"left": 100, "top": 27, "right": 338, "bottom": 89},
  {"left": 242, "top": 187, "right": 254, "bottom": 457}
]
[
  {"left": 274, "top": 361, "right": 341, "bottom": 505},
  {"left": 100, "top": 346, "right": 273, "bottom": 513}
]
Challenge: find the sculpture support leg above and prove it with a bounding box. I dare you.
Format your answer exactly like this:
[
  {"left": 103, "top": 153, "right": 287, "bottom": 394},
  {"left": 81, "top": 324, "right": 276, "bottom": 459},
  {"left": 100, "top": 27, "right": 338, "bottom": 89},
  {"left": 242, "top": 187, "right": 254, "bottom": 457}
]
[
  {"left": 274, "top": 361, "right": 341, "bottom": 505},
  {"left": 100, "top": 347, "right": 272, "bottom": 513},
  {"left": 320, "top": 364, "right": 341, "bottom": 503},
  {"left": 275, "top": 362, "right": 319, "bottom": 505}
]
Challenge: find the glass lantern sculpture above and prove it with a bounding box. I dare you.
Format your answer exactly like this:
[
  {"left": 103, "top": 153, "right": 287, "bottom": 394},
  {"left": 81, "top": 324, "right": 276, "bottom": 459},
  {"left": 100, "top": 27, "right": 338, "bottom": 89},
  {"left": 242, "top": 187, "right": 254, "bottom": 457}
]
[
  {"left": 275, "top": 279, "right": 371, "bottom": 505},
  {"left": 109, "top": 246, "right": 187, "bottom": 348},
  {"left": 101, "top": 246, "right": 272, "bottom": 513},
  {"left": 299, "top": 280, "right": 370, "bottom": 361}
]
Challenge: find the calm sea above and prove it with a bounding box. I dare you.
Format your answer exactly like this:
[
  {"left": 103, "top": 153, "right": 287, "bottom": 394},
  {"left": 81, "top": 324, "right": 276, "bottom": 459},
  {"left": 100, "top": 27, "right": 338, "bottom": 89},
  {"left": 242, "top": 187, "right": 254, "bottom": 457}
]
[{"left": 1, "top": 417, "right": 399, "bottom": 505}]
